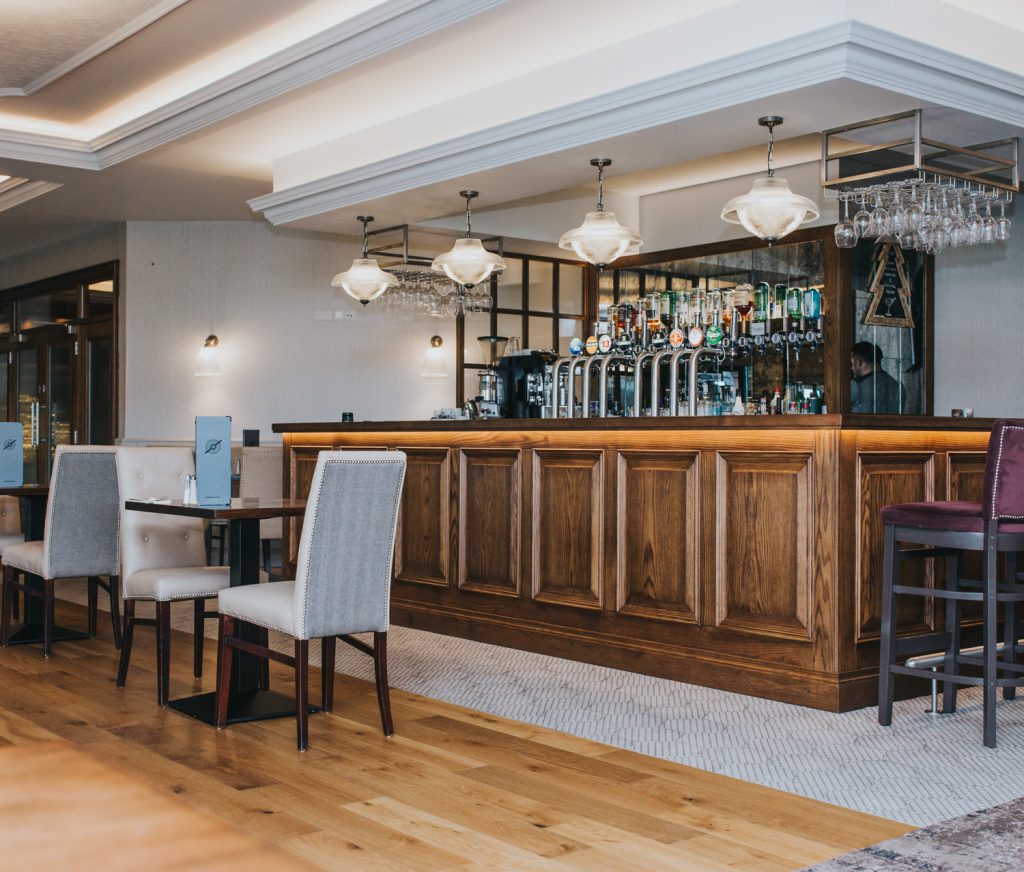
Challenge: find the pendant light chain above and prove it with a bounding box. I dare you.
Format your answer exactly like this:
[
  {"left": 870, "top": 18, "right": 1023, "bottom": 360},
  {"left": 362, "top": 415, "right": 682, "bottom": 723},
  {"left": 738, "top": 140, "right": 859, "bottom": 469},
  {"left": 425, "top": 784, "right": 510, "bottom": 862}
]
[
  {"left": 358, "top": 215, "right": 372, "bottom": 257},
  {"left": 597, "top": 162, "right": 605, "bottom": 211},
  {"left": 766, "top": 121, "right": 775, "bottom": 178}
]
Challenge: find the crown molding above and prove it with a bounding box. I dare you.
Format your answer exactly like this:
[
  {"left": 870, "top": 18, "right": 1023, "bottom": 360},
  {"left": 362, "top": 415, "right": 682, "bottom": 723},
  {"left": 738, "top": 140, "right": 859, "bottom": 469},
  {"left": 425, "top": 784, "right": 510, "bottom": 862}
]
[
  {"left": 249, "top": 21, "right": 1024, "bottom": 226},
  {"left": 0, "top": 0, "right": 190, "bottom": 98},
  {"left": 0, "top": 179, "right": 64, "bottom": 213},
  {"left": 0, "top": 130, "right": 98, "bottom": 170},
  {"left": 89, "top": 0, "right": 505, "bottom": 168},
  {"left": 0, "top": 0, "right": 503, "bottom": 171}
]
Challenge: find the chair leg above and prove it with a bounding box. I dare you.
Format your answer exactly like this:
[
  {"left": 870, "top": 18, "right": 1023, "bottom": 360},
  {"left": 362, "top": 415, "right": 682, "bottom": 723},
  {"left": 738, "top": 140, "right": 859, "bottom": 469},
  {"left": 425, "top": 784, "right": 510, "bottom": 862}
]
[
  {"left": 0, "top": 564, "right": 12, "bottom": 647},
  {"left": 193, "top": 599, "right": 205, "bottom": 678},
  {"left": 117, "top": 601, "right": 135, "bottom": 687},
  {"left": 87, "top": 577, "right": 98, "bottom": 638},
  {"left": 258, "top": 627, "right": 270, "bottom": 691},
  {"left": 261, "top": 539, "right": 272, "bottom": 576},
  {"left": 943, "top": 552, "right": 962, "bottom": 714},
  {"left": 107, "top": 577, "right": 122, "bottom": 651},
  {"left": 983, "top": 522, "right": 999, "bottom": 748},
  {"left": 156, "top": 602, "right": 171, "bottom": 707},
  {"left": 214, "top": 615, "right": 235, "bottom": 729},
  {"left": 321, "top": 636, "right": 336, "bottom": 713},
  {"left": 373, "top": 631, "right": 394, "bottom": 737},
  {"left": 295, "top": 639, "right": 309, "bottom": 751},
  {"left": 42, "top": 579, "right": 54, "bottom": 658},
  {"left": 878, "top": 524, "right": 898, "bottom": 727},
  {"left": 1004, "top": 553, "right": 1018, "bottom": 702}
]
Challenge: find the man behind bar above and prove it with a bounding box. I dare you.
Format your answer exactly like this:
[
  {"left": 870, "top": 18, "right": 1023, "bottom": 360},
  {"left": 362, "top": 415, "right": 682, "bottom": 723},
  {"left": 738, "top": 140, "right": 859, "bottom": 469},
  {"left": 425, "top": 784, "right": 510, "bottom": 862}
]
[{"left": 850, "top": 341, "right": 902, "bottom": 414}]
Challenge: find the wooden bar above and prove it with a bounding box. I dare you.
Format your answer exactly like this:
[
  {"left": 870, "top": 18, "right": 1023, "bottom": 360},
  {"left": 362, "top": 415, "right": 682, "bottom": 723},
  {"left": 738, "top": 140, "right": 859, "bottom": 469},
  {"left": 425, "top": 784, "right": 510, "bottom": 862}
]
[{"left": 274, "top": 415, "right": 991, "bottom": 712}]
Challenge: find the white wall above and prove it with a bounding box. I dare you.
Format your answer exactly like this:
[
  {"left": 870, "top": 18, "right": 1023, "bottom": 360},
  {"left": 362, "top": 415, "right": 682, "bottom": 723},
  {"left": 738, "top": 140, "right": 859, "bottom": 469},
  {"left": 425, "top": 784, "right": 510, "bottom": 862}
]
[
  {"left": 124, "top": 221, "right": 457, "bottom": 443},
  {"left": 640, "top": 162, "right": 837, "bottom": 251},
  {"left": 933, "top": 239, "right": 1024, "bottom": 417}
]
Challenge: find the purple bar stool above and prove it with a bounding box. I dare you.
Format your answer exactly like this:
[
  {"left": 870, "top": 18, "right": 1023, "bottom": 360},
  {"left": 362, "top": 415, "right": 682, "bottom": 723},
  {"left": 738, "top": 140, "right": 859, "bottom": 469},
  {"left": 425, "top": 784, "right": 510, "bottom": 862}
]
[{"left": 878, "top": 418, "right": 1024, "bottom": 747}]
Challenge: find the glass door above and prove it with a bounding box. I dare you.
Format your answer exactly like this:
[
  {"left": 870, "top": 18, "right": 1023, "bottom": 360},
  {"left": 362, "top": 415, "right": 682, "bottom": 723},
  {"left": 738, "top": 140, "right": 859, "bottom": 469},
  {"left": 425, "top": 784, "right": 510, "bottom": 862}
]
[
  {"left": 14, "top": 330, "right": 75, "bottom": 483},
  {"left": 15, "top": 344, "right": 41, "bottom": 483}
]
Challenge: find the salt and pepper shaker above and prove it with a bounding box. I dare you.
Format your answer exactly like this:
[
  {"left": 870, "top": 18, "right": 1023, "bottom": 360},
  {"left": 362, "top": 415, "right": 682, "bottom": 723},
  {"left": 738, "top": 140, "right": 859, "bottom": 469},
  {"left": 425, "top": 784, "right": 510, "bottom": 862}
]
[{"left": 182, "top": 474, "right": 198, "bottom": 505}]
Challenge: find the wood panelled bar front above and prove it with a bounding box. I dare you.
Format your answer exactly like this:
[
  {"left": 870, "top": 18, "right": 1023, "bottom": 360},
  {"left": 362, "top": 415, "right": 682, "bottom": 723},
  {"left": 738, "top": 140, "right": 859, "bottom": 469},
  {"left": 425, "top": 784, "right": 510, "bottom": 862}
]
[{"left": 274, "top": 416, "right": 990, "bottom": 711}]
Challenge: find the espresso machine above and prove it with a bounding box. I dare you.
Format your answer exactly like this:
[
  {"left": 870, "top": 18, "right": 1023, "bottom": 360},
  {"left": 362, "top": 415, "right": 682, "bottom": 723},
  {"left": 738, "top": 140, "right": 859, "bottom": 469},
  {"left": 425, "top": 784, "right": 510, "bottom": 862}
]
[{"left": 475, "top": 335, "right": 508, "bottom": 417}]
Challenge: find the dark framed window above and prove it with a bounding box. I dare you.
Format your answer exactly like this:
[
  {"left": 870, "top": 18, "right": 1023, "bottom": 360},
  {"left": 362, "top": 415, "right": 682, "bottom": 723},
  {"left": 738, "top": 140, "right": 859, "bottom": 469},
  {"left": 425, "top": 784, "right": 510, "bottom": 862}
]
[{"left": 457, "top": 253, "right": 596, "bottom": 404}]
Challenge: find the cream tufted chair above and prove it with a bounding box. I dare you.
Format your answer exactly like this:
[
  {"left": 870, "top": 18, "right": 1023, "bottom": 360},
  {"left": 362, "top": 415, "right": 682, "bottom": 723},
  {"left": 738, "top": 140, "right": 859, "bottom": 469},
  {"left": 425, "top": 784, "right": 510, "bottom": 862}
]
[
  {"left": 215, "top": 451, "right": 405, "bottom": 751},
  {"left": 239, "top": 446, "right": 283, "bottom": 574},
  {"left": 0, "top": 496, "right": 24, "bottom": 621},
  {"left": 0, "top": 447, "right": 120, "bottom": 657},
  {"left": 115, "top": 446, "right": 230, "bottom": 706}
]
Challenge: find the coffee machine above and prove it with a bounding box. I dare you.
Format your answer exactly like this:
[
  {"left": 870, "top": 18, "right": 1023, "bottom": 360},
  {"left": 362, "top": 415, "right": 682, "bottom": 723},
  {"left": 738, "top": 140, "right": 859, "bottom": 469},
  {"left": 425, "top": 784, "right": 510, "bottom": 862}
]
[
  {"left": 475, "top": 335, "right": 508, "bottom": 417},
  {"left": 497, "top": 350, "right": 555, "bottom": 417}
]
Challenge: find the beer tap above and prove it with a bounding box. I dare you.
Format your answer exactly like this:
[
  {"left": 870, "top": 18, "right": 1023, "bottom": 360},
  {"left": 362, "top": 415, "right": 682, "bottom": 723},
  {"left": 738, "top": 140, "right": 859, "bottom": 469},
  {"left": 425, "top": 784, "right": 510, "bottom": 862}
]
[
  {"left": 687, "top": 346, "right": 727, "bottom": 416},
  {"left": 549, "top": 356, "right": 573, "bottom": 417},
  {"left": 597, "top": 354, "right": 632, "bottom": 417},
  {"left": 668, "top": 347, "right": 694, "bottom": 416},
  {"left": 579, "top": 355, "right": 602, "bottom": 418},
  {"left": 648, "top": 347, "right": 677, "bottom": 417},
  {"left": 632, "top": 351, "right": 655, "bottom": 417}
]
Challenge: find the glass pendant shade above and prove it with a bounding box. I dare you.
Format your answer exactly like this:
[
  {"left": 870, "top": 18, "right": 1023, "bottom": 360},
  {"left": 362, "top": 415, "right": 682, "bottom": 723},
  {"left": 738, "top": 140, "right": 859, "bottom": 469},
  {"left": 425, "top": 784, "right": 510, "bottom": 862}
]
[
  {"left": 558, "top": 211, "right": 642, "bottom": 268},
  {"left": 195, "top": 335, "right": 221, "bottom": 377},
  {"left": 431, "top": 237, "right": 505, "bottom": 289},
  {"left": 331, "top": 257, "right": 399, "bottom": 305},
  {"left": 721, "top": 176, "right": 820, "bottom": 244}
]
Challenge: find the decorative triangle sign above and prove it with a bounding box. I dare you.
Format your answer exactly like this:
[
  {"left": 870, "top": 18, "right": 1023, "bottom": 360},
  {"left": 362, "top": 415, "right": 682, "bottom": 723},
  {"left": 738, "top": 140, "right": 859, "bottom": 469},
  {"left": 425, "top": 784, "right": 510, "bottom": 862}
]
[{"left": 863, "top": 243, "right": 914, "bottom": 328}]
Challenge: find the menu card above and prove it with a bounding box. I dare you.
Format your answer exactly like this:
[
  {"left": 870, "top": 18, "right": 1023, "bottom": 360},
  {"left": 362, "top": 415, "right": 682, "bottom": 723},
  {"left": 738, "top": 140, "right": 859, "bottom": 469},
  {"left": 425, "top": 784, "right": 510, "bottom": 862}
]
[
  {"left": 0, "top": 423, "right": 24, "bottom": 487},
  {"left": 195, "top": 416, "right": 231, "bottom": 506}
]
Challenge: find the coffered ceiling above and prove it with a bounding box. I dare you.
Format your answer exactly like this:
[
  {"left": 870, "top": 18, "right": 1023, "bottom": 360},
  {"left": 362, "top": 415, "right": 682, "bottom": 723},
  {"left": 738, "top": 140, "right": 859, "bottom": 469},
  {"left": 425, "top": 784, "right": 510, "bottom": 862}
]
[{"left": 0, "top": 0, "right": 1023, "bottom": 262}]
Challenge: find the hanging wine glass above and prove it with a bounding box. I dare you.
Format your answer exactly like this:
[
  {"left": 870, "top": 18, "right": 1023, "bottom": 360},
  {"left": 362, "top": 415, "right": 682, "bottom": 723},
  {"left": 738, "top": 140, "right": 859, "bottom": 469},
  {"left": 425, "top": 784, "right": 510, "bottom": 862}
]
[
  {"left": 866, "top": 192, "right": 889, "bottom": 237},
  {"left": 853, "top": 194, "right": 872, "bottom": 238},
  {"left": 905, "top": 184, "right": 924, "bottom": 232},
  {"left": 966, "top": 198, "right": 984, "bottom": 245},
  {"left": 996, "top": 202, "right": 1012, "bottom": 241},
  {"left": 834, "top": 195, "right": 858, "bottom": 248},
  {"left": 981, "top": 200, "right": 996, "bottom": 243}
]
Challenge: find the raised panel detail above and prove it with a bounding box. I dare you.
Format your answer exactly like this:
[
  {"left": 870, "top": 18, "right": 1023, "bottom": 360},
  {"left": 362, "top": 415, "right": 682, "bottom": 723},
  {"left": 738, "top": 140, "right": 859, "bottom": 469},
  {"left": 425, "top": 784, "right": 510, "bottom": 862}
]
[
  {"left": 531, "top": 450, "right": 603, "bottom": 609},
  {"left": 715, "top": 452, "right": 813, "bottom": 640},
  {"left": 395, "top": 448, "right": 450, "bottom": 587},
  {"left": 458, "top": 449, "right": 520, "bottom": 596},
  {"left": 616, "top": 451, "right": 699, "bottom": 623},
  {"left": 857, "top": 452, "right": 935, "bottom": 641}
]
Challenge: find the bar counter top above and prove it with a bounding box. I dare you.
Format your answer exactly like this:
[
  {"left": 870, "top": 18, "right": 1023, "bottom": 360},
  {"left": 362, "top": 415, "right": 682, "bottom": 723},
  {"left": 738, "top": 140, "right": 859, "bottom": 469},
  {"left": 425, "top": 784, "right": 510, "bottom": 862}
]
[{"left": 274, "top": 414, "right": 992, "bottom": 434}]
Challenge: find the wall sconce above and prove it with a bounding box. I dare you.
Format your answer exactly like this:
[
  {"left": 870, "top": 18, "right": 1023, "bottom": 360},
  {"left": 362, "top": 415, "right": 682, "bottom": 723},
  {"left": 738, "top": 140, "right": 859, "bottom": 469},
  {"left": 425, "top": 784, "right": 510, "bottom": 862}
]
[
  {"left": 421, "top": 335, "right": 447, "bottom": 378},
  {"left": 195, "top": 334, "right": 221, "bottom": 377}
]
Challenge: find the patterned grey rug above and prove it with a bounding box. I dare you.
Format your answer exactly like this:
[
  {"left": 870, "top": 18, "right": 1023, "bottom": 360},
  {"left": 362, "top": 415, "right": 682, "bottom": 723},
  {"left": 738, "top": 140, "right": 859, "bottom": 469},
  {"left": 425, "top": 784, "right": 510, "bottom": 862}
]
[
  {"left": 803, "top": 796, "right": 1024, "bottom": 871},
  {"left": 58, "top": 584, "right": 1024, "bottom": 827}
]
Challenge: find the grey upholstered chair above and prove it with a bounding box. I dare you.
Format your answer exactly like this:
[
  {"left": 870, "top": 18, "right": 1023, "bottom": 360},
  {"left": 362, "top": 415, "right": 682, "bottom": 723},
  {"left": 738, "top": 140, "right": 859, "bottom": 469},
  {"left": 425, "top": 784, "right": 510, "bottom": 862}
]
[
  {"left": 115, "top": 446, "right": 230, "bottom": 705},
  {"left": 0, "top": 447, "right": 120, "bottom": 657},
  {"left": 0, "top": 496, "right": 24, "bottom": 621},
  {"left": 215, "top": 450, "right": 406, "bottom": 751},
  {"left": 239, "top": 446, "right": 283, "bottom": 573}
]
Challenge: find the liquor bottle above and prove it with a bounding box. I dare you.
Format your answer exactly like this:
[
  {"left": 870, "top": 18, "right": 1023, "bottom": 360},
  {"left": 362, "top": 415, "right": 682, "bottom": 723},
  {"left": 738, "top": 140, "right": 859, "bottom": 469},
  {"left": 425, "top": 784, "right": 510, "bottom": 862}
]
[
  {"left": 661, "top": 291, "right": 676, "bottom": 327},
  {"left": 786, "top": 287, "right": 802, "bottom": 325},
  {"left": 802, "top": 287, "right": 822, "bottom": 323},
  {"left": 752, "top": 282, "right": 769, "bottom": 337}
]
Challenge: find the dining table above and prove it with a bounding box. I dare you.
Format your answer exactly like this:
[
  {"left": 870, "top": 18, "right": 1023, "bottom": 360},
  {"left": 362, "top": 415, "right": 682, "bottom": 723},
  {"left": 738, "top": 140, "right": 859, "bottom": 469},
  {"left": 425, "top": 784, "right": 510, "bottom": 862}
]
[
  {"left": 0, "top": 484, "right": 91, "bottom": 647},
  {"left": 124, "top": 496, "right": 308, "bottom": 726}
]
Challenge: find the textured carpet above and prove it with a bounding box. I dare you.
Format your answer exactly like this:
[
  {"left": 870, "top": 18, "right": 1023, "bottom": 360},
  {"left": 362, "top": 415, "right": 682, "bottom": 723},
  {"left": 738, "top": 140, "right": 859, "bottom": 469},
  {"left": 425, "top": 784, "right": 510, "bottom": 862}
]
[
  {"left": 803, "top": 796, "right": 1024, "bottom": 871},
  {"left": 57, "top": 583, "right": 1024, "bottom": 827}
]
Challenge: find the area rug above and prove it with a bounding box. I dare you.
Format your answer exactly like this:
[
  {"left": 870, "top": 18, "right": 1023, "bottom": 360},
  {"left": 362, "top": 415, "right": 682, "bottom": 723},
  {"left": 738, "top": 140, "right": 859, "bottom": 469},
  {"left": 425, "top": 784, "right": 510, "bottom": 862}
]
[{"left": 803, "top": 796, "right": 1024, "bottom": 871}]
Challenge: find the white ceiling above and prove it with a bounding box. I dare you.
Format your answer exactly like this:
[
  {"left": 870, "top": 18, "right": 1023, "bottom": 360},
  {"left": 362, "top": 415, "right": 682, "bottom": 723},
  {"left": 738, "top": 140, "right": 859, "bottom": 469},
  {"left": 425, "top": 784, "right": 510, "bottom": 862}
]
[
  {"left": 0, "top": 0, "right": 188, "bottom": 96},
  {"left": 0, "top": 0, "right": 1023, "bottom": 262}
]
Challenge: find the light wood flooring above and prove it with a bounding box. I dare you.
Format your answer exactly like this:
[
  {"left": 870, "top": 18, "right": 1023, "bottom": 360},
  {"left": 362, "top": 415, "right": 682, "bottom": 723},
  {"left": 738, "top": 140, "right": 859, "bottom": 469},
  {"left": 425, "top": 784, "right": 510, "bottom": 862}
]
[{"left": 0, "top": 600, "right": 911, "bottom": 871}]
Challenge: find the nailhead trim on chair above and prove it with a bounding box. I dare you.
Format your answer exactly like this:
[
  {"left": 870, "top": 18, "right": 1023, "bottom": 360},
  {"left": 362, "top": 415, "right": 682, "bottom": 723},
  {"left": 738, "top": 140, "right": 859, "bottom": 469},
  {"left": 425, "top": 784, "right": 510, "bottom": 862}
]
[{"left": 990, "top": 423, "right": 1024, "bottom": 520}]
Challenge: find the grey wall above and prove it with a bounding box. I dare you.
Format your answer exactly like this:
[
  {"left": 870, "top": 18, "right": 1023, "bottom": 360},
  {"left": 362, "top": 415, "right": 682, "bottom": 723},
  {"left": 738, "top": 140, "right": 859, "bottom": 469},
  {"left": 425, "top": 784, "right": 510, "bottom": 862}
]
[{"left": 123, "top": 221, "right": 457, "bottom": 442}]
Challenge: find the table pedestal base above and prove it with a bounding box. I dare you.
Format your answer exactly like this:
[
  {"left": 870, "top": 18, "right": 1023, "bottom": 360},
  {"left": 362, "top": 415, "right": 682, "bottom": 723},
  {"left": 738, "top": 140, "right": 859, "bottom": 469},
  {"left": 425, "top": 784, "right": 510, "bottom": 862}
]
[
  {"left": 169, "top": 690, "right": 319, "bottom": 726},
  {"left": 6, "top": 624, "right": 90, "bottom": 646}
]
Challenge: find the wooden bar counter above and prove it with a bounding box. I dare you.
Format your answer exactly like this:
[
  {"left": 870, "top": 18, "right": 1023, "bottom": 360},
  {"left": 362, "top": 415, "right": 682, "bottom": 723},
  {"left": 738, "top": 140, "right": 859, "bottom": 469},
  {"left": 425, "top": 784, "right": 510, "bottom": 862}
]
[{"left": 274, "top": 415, "right": 991, "bottom": 711}]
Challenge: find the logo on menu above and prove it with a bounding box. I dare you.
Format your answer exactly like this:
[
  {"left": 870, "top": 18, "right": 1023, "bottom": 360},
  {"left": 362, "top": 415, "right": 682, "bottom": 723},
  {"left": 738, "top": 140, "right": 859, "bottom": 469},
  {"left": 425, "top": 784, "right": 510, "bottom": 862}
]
[
  {"left": 203, "top": 439, "right": 223, "bottom": 455},
  {"left": 1, "top": 439, "right": 15, "bottom": 451}
]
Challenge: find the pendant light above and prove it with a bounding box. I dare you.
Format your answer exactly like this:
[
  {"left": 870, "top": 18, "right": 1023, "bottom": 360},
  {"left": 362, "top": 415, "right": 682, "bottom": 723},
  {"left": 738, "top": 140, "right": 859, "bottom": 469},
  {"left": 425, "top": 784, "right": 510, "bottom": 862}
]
[
  {"left": 331, "top": 215, "right": 398, "bottom": 305},
  {"left": 559, "top": 158, "right": 642, "bottom": 268},
  {"left": 431, "top": 191, "right": 505, "bottom": 288},
  {"left": 720, "top": 116, "right": 819, "bottom": 245}
]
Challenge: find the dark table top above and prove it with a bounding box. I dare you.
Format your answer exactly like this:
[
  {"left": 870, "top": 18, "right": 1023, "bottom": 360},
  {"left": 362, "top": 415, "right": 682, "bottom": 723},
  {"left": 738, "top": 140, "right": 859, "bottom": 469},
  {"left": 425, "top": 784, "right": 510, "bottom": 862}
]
[
  {"left": 0, "top": 485, "right": 49, "bottom": 498},
  {"left": 124, "top": 497, "right": 306, "bottom": 520}
]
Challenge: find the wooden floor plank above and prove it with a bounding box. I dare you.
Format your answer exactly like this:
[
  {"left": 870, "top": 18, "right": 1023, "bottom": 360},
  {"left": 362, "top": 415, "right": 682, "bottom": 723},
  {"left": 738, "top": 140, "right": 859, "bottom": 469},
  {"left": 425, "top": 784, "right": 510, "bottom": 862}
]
[{"left": 0, "top": 599, "right": 912, "bottom": 871}]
